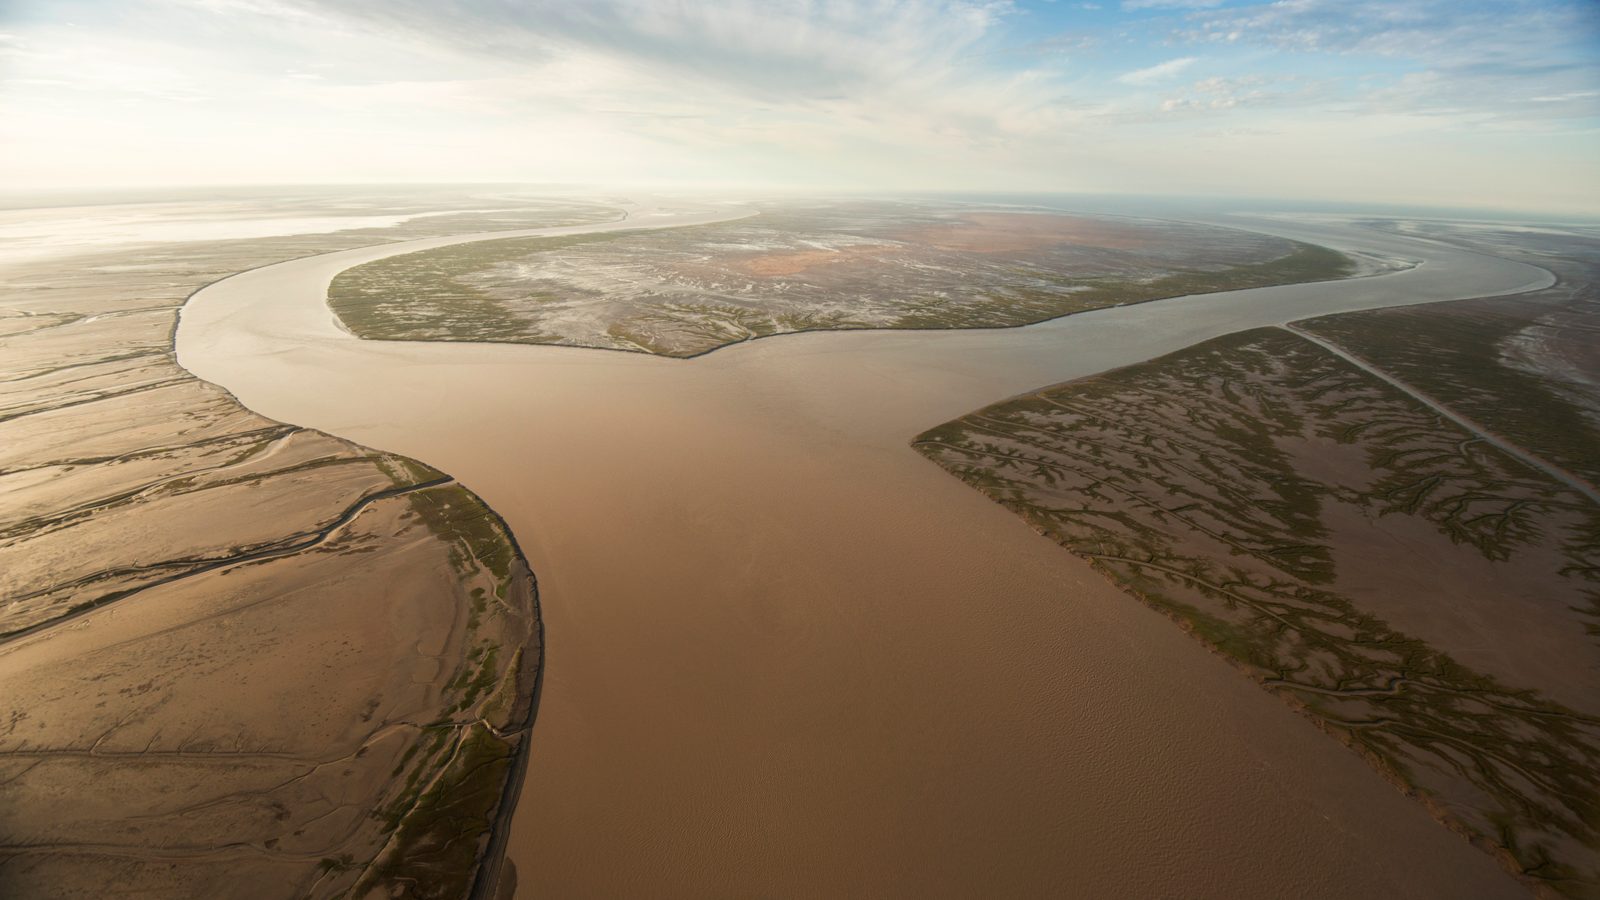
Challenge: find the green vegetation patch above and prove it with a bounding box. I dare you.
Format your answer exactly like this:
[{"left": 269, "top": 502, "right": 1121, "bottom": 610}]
[
  {"left": 330, "top": 232, "right": 627, "bottom": 342},
  {"left": 406, "top": 483, "right": 517, "bottom": 589},
  {"left": 476, "top": 647, "right": 525, "bottom": 731},
  {"left": 356, "top": 723, "right": 514, "bottom": 900},
  {"left": 1297, "top": 292, "right": 1600, "bottom": 488},
  {"left": 972, "top": 240, "right": 1355, "bottom": 327}
]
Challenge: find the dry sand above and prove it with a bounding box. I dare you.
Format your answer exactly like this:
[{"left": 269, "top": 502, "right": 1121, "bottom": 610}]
[{"left": 178, "top": 207, "right": 1553, "bottom": 898}]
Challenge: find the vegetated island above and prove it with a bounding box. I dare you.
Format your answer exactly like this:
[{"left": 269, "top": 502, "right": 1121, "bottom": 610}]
[
  {"left": 0, "top": 194, "right": 618, "bottom": 899},
  {"left": 912, "top": 222, "right": 1600, "bottom": 898},
  {"left": 328, "top": 201, "right": 1364, "bottom": 357}
]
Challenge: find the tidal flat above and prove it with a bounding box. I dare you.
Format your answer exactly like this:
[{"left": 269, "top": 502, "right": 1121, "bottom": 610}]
[
  {"left": 1295, "top": 220, "right": 1600, "bottom": 491},
  {"left": 327, "top": 201, "right": 1361, "bottom": 357},
  {"left": 0, "top": 190, "right": 613, "bottom": 898},
  {"left": 914, "top": 224, "right": 1600, "bottom": 896}
]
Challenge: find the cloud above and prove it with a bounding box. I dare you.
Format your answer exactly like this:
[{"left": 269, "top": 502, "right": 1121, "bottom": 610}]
[
  {"left": 1174, "top": 0, "right": 1600, "bottom": 122},
  {"left": 258, "top": 0, "right": 1023, "bottom": 104},
  {"left": 1158, "top": 74, "right": 1293, "bottom": 113},
  {"left": 1121, "top": 0, "right": 1224, "bottom": 9},
  {"left": 1, "top": 0, "right": 1596, "bottom": 213},
  {"left": 1118, "top": 56, "right": 1197, "bottom": 84}
]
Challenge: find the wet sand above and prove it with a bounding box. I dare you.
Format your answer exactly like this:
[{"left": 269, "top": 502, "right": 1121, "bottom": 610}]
[{"left": 178, "top": 209, "right": 1551, "bottom": 898}]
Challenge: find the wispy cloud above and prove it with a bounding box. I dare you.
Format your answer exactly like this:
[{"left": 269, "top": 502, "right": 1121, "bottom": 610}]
[
  {"left": 1121, "top": 0, "right": 1223, "bottom": 9},
  {"left": 1175, "top": 0, "right": 1600, "bottom": 122},
  {"left": 1118, "top": 56, "right": 1198, "bottom": 84}
]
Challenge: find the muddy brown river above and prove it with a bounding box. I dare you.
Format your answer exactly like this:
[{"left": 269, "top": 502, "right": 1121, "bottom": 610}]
[{"left": 178, "top": 205, "right": 1550, "bottom": 898}]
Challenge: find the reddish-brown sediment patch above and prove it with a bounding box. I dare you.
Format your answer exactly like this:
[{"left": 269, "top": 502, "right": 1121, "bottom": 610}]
[
  {"left": 897, "top": 212, "right": 1154, "bottom": 253},
  {"left": 724, "top": 212, "right": 1153, "bottom": 277},
  {"left": 729, "top": 243, "right": 899, "bottom": 277}
]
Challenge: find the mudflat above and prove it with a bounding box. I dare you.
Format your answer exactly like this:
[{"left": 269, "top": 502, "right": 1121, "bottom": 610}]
[{"left": 0, "top": 192, "right": 619, "bottom": 898}]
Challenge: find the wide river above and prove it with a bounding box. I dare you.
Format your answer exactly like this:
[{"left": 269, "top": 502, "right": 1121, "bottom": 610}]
[{"left": 178, "top": 204, "right": 1549, "bottom": 898}]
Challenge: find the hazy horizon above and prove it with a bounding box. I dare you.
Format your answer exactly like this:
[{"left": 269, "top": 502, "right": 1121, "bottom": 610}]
[
  {"left": 2, "top": 0, "right": 1598, "bottom": 214},
  {"left": 5, "top": 183, "right": 1598, "bottom": 227}
]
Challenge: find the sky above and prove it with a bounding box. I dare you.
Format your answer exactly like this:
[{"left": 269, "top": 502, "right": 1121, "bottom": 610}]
[{"left": 1, "top": 0, "right": 1597, "bottom": 214}]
